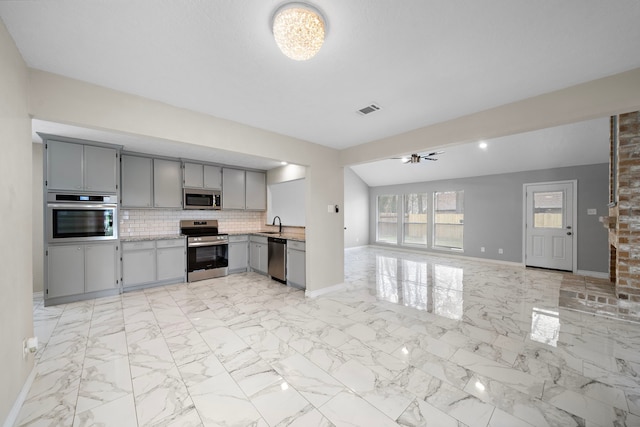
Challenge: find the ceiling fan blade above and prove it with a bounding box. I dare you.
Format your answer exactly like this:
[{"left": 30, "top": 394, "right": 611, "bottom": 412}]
[
  {"left": 423, "top": 157, "right": 438, "bottom": 161},
  {"left": 424, "top": 151, "right": 444, "bottom": 157}
]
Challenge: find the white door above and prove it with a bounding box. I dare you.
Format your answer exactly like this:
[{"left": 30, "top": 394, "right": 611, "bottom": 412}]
[{"left": 524, "top": 182, "right": 574, "bottom": 271}]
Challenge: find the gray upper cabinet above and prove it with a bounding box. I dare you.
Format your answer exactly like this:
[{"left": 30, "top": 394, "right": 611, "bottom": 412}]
[
  {"left": 121, "top": 155, "right": 153, "bottom": 208},
  {"left": 204, "top": 165, "right": 222, "bottom": 189},
  {"left": 183, "top": 163, "right": 222, "bottom": 189},
  {"left": 154, "top": 159, "right": 182, "bottom": 208},
  {"left": 47, "top": 140, "right": 118, "bottom": 193},
  {"left": 183, "top": 162, "right": 203, "bottom": 188},
  {"left": 121, "top": 155, "right": 182, "bottom": 208},
  {"left": 245, "top": 171, "right": 266, "bottom": 211},
  {"left": 222, "top": 168, "right": 246, "bottom": 210},
  {"left": 83, "top": 145, "right": 118, "bottom": 193}
]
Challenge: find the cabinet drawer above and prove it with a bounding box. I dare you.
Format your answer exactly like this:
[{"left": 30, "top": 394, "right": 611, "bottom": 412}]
[
  {"left": 156, "top": 239, "right": 185, "bottom": 248},
  {"left": 229, "top": 234, "right": 248, "bottom": 243},
  {"left": 122, "top": 241, "right": 155, "bottom": 251},
  {"left": 250, "top": 235, "right": 268, "bottom": 244},
  {"left": 288, "top": 240, "right": 305, "bottom": 251}
]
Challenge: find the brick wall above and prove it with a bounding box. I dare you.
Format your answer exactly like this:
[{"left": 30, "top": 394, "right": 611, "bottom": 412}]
[{"left": 612, "top": 111, "right": 640, "bottom": 301}]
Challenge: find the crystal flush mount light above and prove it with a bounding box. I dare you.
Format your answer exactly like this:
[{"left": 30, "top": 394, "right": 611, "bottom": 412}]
[{"left": 272, "top": 2, "right": 327, "bottom": 61}]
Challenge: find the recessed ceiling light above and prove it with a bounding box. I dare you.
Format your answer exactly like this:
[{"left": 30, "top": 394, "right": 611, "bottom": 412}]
[
  {"left": 280, "top": 161, "right": 288, "bottom": 165},
  {"left": 479, "top": 141, "right": 488, "bottom": 149}
]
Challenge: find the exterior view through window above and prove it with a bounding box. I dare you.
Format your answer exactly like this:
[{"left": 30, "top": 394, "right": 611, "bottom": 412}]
[
  {"left": 533, "top": 191, "right": 563, "bottom": 228},
  {"left": 403, "top": 193, "right": 428, "bottom": 245},
  {"left": 433, "top": 191, "right": 464, "bottom": 249},
  {"left": 377, "top": 194, "right": 398, "bottom": 244}
]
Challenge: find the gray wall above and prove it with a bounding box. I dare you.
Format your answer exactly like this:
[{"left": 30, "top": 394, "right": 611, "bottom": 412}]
[
  {"left": 344, "top": 167, "right": 370, "bottom": 248},
  {"left": 368, "top": 163, "right": 609, "bottom": 273}
]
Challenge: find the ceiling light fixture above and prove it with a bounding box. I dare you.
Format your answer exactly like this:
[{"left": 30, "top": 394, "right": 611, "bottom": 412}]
[
  {"left": 272, "top": 2, "right": 326, "bottom": 61},
  {"left": 479, "top": 141, "right": 488, "bottom": 149}
]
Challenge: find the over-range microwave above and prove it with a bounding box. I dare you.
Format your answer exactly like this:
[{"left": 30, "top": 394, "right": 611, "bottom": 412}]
[
  {"left": 183, "top": 189, "right": 221, "bottom": 210},
  {"left": 46, "top": 193, "right": 118, "bottom": 243}
]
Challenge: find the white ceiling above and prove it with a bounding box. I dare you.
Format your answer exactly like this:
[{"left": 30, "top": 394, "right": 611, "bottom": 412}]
[
  {"left": 351, "top": 117, "right": 609, "bottom": 186},
  {"left": 1, "top": 1, "right": 637, "bottom": 182}
]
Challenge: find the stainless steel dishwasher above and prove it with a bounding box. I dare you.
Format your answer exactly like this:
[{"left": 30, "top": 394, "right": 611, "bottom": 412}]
[{"left": 268, "top": 237, "right": 287, "bottom": 283}]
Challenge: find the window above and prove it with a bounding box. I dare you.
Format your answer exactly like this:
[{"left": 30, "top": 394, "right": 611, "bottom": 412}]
[
  {"left": 433, "top": 190, "right": 464, "bottom": 249},
  {"left": 403, "top": 193, "right": 428, "bottom": 245},
  {"left": 533, "top": 191, "right": 563, "bottom": 229},
  {"left": 376, "top": 194, "right": 398, "bottom": 244}
]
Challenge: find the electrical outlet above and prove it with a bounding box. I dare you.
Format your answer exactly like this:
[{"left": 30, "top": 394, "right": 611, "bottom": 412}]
[
  {"left": 480, "top": 247, "right": 485, "bottom": 252},
  {"left": 587, "top": 209, "right": 597, "bottom": 215},
  {"left": 498, "top": 248, "right": 503, "bottom": 254}
]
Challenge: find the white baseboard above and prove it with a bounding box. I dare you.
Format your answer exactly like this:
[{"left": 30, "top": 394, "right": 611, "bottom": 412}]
[
  {"left": 305, "top": 283, "right": 347, "bottom": 298},
  {"left": 3, "top": 366, "right": 36, "bottom": 427},
  {"left": 576, "top": 270, "right": 610, "bottom": 279}
]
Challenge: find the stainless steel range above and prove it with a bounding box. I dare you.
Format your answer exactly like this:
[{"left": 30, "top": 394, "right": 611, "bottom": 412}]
[{"left": 180, "top": 219, "right": 228, "bottom": 282}]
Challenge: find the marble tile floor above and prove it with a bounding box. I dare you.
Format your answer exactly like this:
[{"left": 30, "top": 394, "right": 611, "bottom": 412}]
[{"left": 22, "top": 246, "right": 640, "bottom": 426}]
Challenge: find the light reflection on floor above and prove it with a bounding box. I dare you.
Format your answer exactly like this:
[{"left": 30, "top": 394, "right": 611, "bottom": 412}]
[{"left": 375, "top": 254, "right": 465, "bottom": 320}]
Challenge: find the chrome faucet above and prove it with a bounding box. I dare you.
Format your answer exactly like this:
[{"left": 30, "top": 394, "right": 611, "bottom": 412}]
[{"left": 272, "top": 216, "right": 282, "bottom": 233}]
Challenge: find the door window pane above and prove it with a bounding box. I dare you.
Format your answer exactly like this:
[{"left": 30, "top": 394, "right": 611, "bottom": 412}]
[
  {"left": 377, "top": 195, "right": 398, "bottom": 244},
  {"left": 533, "top": 191, "right": 563, "bottom": 229},
  {"left": 403, "top": 193, "right": 427, "bottom": 245},
  {"left": 433, "top": 191, "right": 464, "bottom": 249}
]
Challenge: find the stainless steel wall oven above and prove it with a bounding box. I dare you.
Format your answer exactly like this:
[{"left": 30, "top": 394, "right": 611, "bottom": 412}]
[
  {"left": 47, "top": 193, "right": 118, "bottom": 243},
  {"left": 181, "top": 220, "right": 228, "bottom": 281}
]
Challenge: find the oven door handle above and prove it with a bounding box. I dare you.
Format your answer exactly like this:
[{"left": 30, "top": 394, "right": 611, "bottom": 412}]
[{"left": 188, "top": 241, "right": 228, "bottom": 247}]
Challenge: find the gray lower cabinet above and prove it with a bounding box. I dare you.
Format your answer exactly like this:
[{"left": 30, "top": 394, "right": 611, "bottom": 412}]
[
  {"left": 84, "top": 244, "right": 119, "bottom": 293},
  {"left": 47, "top": 245, "right": 84, "bottom": 299},
  {"left": 249, "top": 235, "right": 268, "bottom": 274},
  {"left": 286, "top": 240, "right": 306, "bottom": 289},
  {"left": 47, "top": 242, "right": 119, "bottom": 301},
  {"left": 122, "top": 238, "right": 185, "bottom": 289},
  {"left": 156, "top": 240, "right": 186, "bottom": 281},
  {"left": 229, "top": 235, "right": 249, "bottom": 273},
  {"left": 122, "top": 241, "right": 156, "bottom": 287}
]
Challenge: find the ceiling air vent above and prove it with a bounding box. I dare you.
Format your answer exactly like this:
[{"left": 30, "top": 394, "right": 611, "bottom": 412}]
[{"left": 357, "top": 103, "right": 381, "bottom": 116}]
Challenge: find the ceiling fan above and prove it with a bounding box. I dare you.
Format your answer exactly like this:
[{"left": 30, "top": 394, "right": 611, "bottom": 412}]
[{"left": 394, "top": 151, "right": 444, "bottom": 164}]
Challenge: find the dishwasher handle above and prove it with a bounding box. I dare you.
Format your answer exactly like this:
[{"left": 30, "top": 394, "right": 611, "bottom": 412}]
[{"left": 268, "top": 237, "right": 287, "bottom": 245}]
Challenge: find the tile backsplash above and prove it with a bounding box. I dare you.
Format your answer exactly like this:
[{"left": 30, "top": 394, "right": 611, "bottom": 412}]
[{"left": 119, "top": 209, "right": 267, "bottom": 237}]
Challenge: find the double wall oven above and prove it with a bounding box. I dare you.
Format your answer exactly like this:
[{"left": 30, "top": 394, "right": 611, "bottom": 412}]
[
  {"left": 181, "top": 220, "right": 229, "bottom": 282},
  {"left": 47, "top": 193, "right": 118, "bottom": 243}
]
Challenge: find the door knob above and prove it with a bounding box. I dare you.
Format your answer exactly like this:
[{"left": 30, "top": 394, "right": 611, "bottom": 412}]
[{"left": 567, "top": 232, "right": 572, "bottom": 236}]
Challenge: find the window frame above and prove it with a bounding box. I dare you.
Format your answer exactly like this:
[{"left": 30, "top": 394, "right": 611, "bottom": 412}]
[
  {"left": 376, "top": 194, "right": 399, "bottom": 245},
  {"left": 402, "top": 192, "right": 428, "bottom": 246},
  {"left": 432, "top": 190, "right": 464, "bottom": 251}
]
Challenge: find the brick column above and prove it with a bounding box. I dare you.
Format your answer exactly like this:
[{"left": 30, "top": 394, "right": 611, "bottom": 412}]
[{"left": 615, "top": 111, "right": 640, "bottom": 301}]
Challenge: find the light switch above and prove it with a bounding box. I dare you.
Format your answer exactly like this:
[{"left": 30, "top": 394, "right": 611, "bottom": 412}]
[
  {"left": 328, "top": 204, "right": 334, "bottom": 213},
  {"left": 587, "top": 209, "right": 597, "bottom": 215}
]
